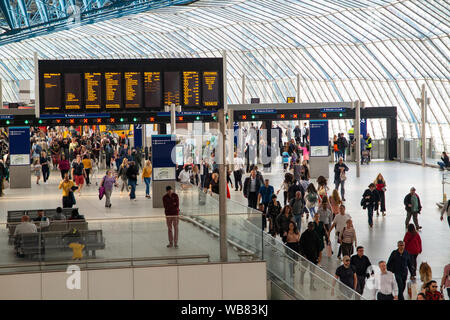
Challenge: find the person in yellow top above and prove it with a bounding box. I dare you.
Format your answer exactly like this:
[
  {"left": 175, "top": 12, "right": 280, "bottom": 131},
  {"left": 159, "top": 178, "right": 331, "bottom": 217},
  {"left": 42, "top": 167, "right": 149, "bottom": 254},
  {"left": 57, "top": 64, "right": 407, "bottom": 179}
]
[
  {"left": 69, "top": 242, "right": 85, "bottom": 260},
  {"left": 82, "top": 155, "right": 93, "bottom": 185},
  {"left": 59, "top": 173, "right": 75, "bottom": 208},
  {"left": 142, "top": 160, "right": 152, "bottom": 198}
]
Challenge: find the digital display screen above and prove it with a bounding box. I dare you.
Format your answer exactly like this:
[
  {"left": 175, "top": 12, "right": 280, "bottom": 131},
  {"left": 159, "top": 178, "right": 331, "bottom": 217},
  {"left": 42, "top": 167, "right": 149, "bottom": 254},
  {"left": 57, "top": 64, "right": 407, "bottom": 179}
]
[
  {"left": 39, "top": 58, "right": 223, "bottom": 114},
  {"left": 124, "top": 72, "right": 141, "bottom": 109},
  {"left": 183, "top": 71, "right": 200, "bottom": 107},
  {"left": 164, "top": 72, "right": 180, "bottom": 106},
  {"left": 105, "top": 72, "right": 122, "bottom": 109},
  {"left": 144, "top": 72, "right": 161, "bottom": 109},
  {"left": 64, "top": 73, "right": 81, "bottom": 110},
  {"left": 43, "top": 73, "right": 61, "bottom": 110},
  {"left": 84, "top": 73, "right": 102, "bottom": 110},
  {"left": 202, "top": 71, "right": 219, "bottom": 107}
]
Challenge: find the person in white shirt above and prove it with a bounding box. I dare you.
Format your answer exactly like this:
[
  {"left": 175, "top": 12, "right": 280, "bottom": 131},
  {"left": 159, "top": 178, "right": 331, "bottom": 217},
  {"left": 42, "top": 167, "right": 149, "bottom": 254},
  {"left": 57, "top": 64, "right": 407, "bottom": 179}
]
[
  {"left": 375, "top": 260, "right": 398, "bottom": 300},
  {"left": 233, "top": 153, "right": 244, "bottom": 191},
  {"left": 327, "top": 204, "right": 352, "bottom": 260},
  {"left": 14, "top": 215, "right": 38, "bottom": 236},
  {"left": 179, "top": 166, "right": 192, "bottom": 190}
]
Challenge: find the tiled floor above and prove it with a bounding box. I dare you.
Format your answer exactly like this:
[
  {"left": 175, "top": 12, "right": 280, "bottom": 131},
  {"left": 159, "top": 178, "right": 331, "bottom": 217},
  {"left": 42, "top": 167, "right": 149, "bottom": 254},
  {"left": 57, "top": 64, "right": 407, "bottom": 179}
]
[{"left": 0, "top": 160, "right": 449, "bottom": 299}]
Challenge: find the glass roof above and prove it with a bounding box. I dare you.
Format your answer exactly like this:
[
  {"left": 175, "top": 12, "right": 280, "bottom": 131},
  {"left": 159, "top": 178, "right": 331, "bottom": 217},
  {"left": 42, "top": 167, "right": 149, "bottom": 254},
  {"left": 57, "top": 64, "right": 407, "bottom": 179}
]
[{"left": 0, "top": 0, "right": 448, "bottom": 149}]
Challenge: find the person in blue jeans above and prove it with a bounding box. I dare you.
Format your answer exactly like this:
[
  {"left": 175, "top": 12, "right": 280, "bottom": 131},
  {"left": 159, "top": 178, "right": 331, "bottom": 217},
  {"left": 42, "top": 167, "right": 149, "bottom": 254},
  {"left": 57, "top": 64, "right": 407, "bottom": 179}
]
[
  {"left": 126, "top": 161, "right": 139, "bottom": 200},
  {"left": 361, "top": 183, "right": 380, "bottom": 228},
  {"left": 437, "top": 152, "right": 449, "bottom": 170},
  {"left": 142, "top": 160, "right": 152, "bottom": 198},
  {"left": 258, "top": 179, "right": 274, "bottom": 216}
]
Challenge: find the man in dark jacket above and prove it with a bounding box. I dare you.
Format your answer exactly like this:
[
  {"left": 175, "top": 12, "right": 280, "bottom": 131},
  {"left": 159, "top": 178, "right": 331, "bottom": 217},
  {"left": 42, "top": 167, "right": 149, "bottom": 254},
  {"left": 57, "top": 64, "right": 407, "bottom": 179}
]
[
  {"left": 0, "top": 160, "right": 5, "bottom": 197},
  {"left": 299, "top": 222, "right": 321, "bottom": 290},
  {"left": 299, "top": 222, "right": 321, "bottom": 264},
  {"left": 126, "top": 161, "right": 139, "bottom": 200},
  {"left": 350, "top": 246, "right": 372, "bottom": 295},
  {"left": 287, "top": 181, "right": 305, "bottom": 203},
  {"left": 387, "top": 240, "right": 415, "bottom": 300},
  {"left": 337, "top": 133, "right": 348, "bottom": 160},
  {"left": 403, "top": 187, "right": 422, "bottom": 230},
  {"left": 162, "top": 186, "right": 179, "bottom": 248},
  {"left": 334, "top": 157, "right": 349, "bottom": 201},
  {"left": 362, "top": 183, "right": 380, "bottom": 228},
  {"left": 243, "top": 170, "right": 262, "bottom": 209}
]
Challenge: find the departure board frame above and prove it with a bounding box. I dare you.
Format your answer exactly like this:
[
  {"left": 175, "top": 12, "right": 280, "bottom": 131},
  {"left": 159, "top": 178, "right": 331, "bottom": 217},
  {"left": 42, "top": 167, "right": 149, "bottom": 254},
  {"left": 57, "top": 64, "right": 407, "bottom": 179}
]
[{"left": 38, "top": 58, "right": 224, "bottom": 115}]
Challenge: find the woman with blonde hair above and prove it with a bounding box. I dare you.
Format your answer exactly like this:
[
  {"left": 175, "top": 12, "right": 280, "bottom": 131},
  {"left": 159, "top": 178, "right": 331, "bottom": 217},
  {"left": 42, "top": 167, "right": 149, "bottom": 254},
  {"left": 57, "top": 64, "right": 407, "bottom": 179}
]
[
  {"left": 329, "top": 189, "right": 342, "bottom": 219},
  {"left": 142, "top": 160, "right": 152, "bottom": 198},
  {"left": 374, "top": 173, "right": 387, "bottom": 216}
]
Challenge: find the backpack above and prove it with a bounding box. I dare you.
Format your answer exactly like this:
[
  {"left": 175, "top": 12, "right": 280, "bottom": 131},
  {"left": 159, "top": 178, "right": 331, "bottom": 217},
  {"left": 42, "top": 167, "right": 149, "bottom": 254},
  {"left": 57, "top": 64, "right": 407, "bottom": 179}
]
[
  {"left": 307, "top": 192, "right": 317, "bottom": 203},
  {"left": 34, "top": 144, "right": 42, "bottom": 155}
]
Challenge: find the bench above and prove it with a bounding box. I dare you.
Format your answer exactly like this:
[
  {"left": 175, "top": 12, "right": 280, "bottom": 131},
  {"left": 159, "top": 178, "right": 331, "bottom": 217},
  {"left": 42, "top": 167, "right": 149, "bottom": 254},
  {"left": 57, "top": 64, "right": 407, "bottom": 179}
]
[
  {"left": 8, "top": 220, "right": 88, "bottom": 244},
  {"left": 7, "top": 208, "right": 74, "bottom": 224},
  {"left": 15, "top": 229, "right": 105, "bottom": 259}
]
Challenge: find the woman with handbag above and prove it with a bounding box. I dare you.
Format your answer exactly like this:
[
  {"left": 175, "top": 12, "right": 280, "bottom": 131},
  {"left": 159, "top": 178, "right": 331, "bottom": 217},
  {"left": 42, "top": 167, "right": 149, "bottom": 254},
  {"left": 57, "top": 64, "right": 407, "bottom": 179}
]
[
  {"left": 101, "top": 169, "right": 118, "bottom": 208},
  {"left": 339, "top": 219, "right": 357, "bottom": 257},
  {"left": 334, "top": 157, "right": 349, "bottom": 201},
  {"left": 374, "top": 173, "right": 387, "bottom": 216}
]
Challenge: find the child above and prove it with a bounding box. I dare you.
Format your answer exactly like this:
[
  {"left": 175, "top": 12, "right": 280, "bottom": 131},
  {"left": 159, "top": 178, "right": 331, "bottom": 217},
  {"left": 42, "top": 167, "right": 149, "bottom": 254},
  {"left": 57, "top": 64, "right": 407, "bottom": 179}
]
[{"left": 32, "top": 159, "right": 41, "bottom": 184}]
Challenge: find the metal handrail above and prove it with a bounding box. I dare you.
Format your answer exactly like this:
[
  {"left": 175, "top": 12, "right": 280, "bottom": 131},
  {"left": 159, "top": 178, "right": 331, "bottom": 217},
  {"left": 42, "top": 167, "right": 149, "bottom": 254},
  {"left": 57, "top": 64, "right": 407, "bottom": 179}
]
[{"left": 0, "top": 255, "right": 210, "bottom": 269}]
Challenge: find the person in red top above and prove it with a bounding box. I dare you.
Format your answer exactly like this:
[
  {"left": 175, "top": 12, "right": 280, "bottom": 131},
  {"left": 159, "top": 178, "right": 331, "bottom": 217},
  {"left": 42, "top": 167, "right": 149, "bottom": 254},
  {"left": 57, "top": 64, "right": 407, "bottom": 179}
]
[
  {"left": 424, "top": 280, "right": 444, "bottom": 300},
  {"left": 162, "top": 185, "right": 179, "bottom": 248},
  {"left": 374, "top": 173, "right": 387, "bottom": 216},
  {"left": 403, "top": 224, "right": 422, "bottom": 277}
]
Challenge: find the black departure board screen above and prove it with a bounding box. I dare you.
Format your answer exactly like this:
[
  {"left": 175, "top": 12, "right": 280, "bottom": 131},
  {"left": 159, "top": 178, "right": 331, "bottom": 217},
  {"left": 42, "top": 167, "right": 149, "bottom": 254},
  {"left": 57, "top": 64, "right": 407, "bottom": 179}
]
[
  {"left": 183, "top": 71, "right": 200, "bottom": 107},
  {"left": 164, "top": 72, "right": 180, "bottom": 106},
  {"left": 43, "top": 73, "right": 62, "bottom": 110},
  {"left": 125, "top": 72, "right": 142, "bottom": 109},
  {"left": 84, "top": 73, "right": 102, "bottom": 110},
  {"left": 144, "top": 72, "right": 161, "bottom": 109},
  {"left": 203, "top": 71, "right": 219, "bottom": 107},
  {"left": 64, "top": 73, "right": 81, "bottom": 110},
  {"left": 39, "top": 58, "right": 223, "bottom": 114},
  {"left": 105, "top": 72, "right": 122, "bottom": 109}
]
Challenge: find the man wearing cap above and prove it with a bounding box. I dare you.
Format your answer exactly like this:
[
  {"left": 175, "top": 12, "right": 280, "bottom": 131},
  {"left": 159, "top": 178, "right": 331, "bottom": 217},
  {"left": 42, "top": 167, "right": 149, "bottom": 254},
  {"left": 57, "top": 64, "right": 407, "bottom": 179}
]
[{"left": 403, "top": 187, "right": 422, "bottom": 230}]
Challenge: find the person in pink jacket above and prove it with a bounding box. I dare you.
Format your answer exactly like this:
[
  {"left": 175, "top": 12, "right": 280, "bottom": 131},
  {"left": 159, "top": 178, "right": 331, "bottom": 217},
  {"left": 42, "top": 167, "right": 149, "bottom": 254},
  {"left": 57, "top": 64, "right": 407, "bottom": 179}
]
[{"left": 403, "top": 224, "right": 422, "bottom": 277}]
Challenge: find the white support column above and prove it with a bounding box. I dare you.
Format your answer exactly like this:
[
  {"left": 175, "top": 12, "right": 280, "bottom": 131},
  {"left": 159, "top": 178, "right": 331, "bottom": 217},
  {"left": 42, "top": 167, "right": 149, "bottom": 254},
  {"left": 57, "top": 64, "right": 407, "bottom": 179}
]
[
  {"left": 355, "top": 100, "right": 361, "bottom": 178},
  {"left": 241, "top": 75, "right": 246, "bottom": 104},
  {"left": 218, "top": 108, "right": 228, "bottom": 262},
  {"left": 170, "top": 103, "right": 176, "bottom": 135},
  {"left": 34, "top": 52, "right": 40, "bottom": 118},
  {"left": 419, "top": 84, "right": 427, "bottom": 167},
  {"left": 0, "top": 79, "right": 2, "bottom": 109},
  {"left": 297, "top": 74, "right": 301, "bottom": 103}
]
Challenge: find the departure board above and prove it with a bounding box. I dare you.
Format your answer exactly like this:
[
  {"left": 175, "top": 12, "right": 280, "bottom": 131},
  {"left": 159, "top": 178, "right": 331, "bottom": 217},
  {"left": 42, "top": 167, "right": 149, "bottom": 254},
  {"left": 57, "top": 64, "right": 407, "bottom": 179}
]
[
  {"left": 144, "top": 72, "right": 161, "bottom": 109},
  {"left": 202, "top": 71, "right": 219, "bottom": 107},
  {"left": 64, "top": 73, "right": 81, "bottom": 110},
  {"left": 164, "top": 72, "right": 180, "bottom": 106},
  {"left": 105, "top": 72, "right": 122, "bottom": 109},
  {"left": 124, "top": 72, "right": 142, "bottom": 109},
  {"left": 84, "top": 73, "right": 102, "bottom": 110},
  {"left": 39, "top": 58, "right": 223, "bottom": 114},
  {"left": 183, "top": 71, "right": 200, "bottom": 107},
  {"left": 43, "top": 73, "right": 62, "bottom": 110}
]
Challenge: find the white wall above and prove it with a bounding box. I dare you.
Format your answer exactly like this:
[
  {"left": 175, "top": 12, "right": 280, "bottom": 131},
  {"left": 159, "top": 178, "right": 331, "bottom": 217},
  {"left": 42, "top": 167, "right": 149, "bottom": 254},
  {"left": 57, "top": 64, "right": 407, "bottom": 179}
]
[{"left": 0, "top": 261, "right": 266, "bottom": 300}]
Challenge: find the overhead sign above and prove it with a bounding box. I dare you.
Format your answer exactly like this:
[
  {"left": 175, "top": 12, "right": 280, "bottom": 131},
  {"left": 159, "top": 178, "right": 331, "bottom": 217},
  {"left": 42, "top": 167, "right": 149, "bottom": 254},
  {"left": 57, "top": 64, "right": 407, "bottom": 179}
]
[
  {"left": 320, "top": 108, "right": 346, "bottom": 112},
  {"left": 251, "top": 109, "right": 277, "bottom": 114},
  {"left": 286, "top": 97, "right": 295, "bottom": 103}
]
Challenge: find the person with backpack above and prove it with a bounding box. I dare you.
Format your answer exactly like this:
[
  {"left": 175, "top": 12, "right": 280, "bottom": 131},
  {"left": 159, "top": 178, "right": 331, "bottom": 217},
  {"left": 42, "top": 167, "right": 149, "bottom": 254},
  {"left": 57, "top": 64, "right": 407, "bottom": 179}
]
[
  {"left": 361, "top": 183, "right": 380, "bottom": 228},
  {"left": 334, "top": 157, "right": 349, "bottom": 201},
  {"left": 403, "top": 224, "right": 422, "bottom": 279},
  {"left": 404, "top": 187, "right": 422, "bottom": 230},
  {"left": 440, "top": 199, "right": 450, "bottom": 228},
  {"left": 304, "top": 183, "right": 319, "bottom": 220},
  {"left": 289, "top": 191, "right": 304, "bottom": 232},
  {"left": 337, "top": 133, "right": 348, "bottom": 160}
]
